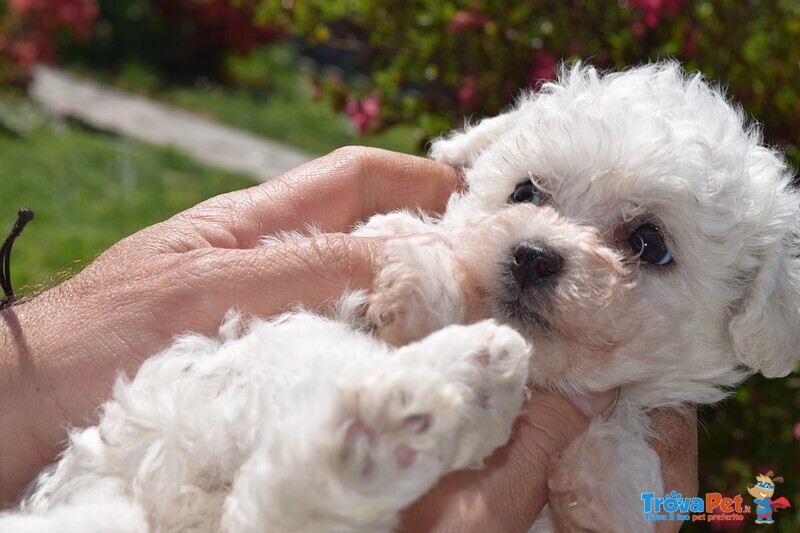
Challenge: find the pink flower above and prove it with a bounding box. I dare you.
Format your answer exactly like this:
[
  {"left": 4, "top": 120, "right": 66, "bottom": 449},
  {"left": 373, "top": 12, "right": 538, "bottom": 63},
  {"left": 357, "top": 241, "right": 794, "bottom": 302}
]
[
  {"left": 10, "top": 29, "right": 56, "bottom": 68},
  {"left": 456, "top": 75, "right": 478, "bottom": 112},
  {"left": 628, "top": 0, "right": 683, "bottom": 29},
  {"left": 9, "top": 0, "right": 38, "bottom": 14},
  {"left": 10, "top": 0, "right": 98, "bottom": 42},
  {"left": 794, "top": 422, "right": 800, "bottom": 440},
  {"left": 346, "top": 95, "right": 381, "bottom": 135},
  {"left": 527, "top": 50, "right": 557, "bottom": 89},
  {"left": 448, "top": 10, "right": 491, "bottom": 35},
  {"left": 662, "top": 0, "right": 683, "bottom": 15},
  {"left": 683, "top": 27, "right": 698, "bottom": 57}
]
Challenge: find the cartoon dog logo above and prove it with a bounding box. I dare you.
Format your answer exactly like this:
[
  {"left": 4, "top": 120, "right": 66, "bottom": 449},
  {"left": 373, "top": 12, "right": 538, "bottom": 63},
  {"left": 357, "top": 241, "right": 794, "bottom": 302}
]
[{"left": 747, "top": 471, "right": 791, "bottom": 524}]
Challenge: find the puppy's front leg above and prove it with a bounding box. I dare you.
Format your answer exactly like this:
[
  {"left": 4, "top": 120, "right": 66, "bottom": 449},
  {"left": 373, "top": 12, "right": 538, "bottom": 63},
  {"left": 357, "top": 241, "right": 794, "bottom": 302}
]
[
  {"left": 355, "top": 211, "right": 466, "bottom": 344},
  {"left": 368, "top": 234, "right": 466, "bottom": 345},
  {"left": 541, "top": 418, "right": 662, "bottom": 533}
]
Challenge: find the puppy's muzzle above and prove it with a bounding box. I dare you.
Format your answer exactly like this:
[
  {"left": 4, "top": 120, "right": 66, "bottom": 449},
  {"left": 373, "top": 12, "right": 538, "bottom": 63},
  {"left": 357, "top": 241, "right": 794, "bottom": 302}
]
[{"left": 510, "top": 241, "right": 564, "bottom": 290}]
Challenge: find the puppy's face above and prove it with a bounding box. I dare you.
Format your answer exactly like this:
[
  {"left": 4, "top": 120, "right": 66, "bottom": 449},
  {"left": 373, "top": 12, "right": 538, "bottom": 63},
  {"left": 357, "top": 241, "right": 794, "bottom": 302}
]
[{"left": 434, "top": 64, "right": 800, "bottom": 403}]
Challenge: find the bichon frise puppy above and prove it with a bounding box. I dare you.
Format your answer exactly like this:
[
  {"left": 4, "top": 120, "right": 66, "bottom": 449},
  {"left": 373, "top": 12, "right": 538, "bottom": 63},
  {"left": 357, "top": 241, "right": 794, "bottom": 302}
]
[{"left": 3, "top": 62, "right": 799, "bottom": 533}]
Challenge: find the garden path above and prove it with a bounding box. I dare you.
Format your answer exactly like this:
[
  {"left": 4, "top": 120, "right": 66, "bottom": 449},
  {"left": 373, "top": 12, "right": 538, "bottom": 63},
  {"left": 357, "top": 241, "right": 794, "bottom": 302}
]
[{"left": 29, "top": 66, "right": 313, "bottom": 182}]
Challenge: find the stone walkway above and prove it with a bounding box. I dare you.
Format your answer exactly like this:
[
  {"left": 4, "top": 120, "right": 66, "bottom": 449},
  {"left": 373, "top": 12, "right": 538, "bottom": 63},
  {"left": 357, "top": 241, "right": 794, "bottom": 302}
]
[{"left": 29, "top": 66, "right": 314, "bottom": 182}]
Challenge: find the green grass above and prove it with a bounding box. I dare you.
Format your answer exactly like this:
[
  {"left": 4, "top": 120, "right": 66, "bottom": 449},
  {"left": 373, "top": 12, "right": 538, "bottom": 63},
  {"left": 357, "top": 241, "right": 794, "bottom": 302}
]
[
  {"left": 70, "top": 44, "right": 425, "bottom": 157},
  {"left": 0, "top": 94, "right": 254, "bottom": 292}
]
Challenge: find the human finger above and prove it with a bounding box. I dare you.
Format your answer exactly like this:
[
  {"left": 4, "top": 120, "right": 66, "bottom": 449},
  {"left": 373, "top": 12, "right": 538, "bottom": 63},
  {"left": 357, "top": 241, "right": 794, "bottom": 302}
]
[
  {"left": 164, "top": 147, "right": 462, "bottom": 249},
  {"left": 148, "top": 232, "right": 426, "bottom": 337}
]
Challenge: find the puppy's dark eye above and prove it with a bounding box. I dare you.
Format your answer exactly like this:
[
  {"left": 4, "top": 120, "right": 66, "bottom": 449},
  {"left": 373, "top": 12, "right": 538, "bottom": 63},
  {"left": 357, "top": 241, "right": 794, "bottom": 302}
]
[
  {"left": 510, "top": 180, "right": 542, "bottom": 205},
  {"left": 628, "top": 224, "right": 673, "bottom": 265}
]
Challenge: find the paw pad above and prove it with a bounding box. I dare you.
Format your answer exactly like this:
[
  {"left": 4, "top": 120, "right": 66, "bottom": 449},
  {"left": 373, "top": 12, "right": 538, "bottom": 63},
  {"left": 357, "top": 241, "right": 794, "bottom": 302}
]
[
  {"left": 474, "top": 350, "right": 492, "bottom": 367},
  {"left": 402, "top": 413, "right": 431, "bottom": 433},
  {"left": 394, "top": 445, "right": 417, "bottom": 469}
]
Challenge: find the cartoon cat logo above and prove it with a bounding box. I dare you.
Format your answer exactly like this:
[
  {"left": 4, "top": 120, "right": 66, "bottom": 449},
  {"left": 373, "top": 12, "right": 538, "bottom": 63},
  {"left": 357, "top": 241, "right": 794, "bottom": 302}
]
[{"left": 747, "top": 471, "right": 791, "bottom": 524}]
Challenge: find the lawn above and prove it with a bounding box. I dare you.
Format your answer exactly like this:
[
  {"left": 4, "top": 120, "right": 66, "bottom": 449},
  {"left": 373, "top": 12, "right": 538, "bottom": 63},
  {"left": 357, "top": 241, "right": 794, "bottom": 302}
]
[{"left": 0, "top": 91, "right": 254, "bottom": 292}]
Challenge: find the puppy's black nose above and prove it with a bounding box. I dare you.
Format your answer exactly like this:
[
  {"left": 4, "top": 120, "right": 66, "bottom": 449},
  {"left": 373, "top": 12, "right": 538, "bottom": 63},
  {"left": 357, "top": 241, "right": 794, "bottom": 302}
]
[{"left": 510, "top": 242, "right": 564, "bottom": 289}]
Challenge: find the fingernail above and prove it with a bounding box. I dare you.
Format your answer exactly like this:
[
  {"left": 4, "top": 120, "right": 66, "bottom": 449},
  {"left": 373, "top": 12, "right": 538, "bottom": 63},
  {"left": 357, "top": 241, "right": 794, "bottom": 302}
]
[{"left": 570, "top": 388, "right": 620, "bottom": 419}]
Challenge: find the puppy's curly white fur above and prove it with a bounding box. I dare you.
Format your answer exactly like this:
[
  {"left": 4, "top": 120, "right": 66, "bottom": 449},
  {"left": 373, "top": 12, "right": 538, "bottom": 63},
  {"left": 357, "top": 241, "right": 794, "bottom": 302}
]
[{"left": 3, "top": 62, "right": 799, "bottom": 533}]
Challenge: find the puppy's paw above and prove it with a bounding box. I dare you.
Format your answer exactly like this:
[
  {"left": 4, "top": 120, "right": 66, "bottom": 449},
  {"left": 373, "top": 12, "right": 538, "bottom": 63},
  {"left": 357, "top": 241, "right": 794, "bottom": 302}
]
[
  {"left": 398, "top": 321, "right": 531, "bottom": 469},
  {"left": 367, "top": 236, "right": 464, "bottom": 345},
  {"left": 331, "top": 323, "right": 528, "bottom": 501},
  {"left": 548, "top": 419, "right": 660, "bottom": 533},
  {"left": 332, "top": 370, "right": 464, "bottom": 502}
]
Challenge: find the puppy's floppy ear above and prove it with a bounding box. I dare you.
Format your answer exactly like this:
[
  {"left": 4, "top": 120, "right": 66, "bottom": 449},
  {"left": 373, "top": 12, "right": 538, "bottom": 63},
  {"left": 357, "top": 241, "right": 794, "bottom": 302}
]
[
  {"left": 429, "top": 112, "right": 515, "bottom": 167},
  {"left": 728, "top": 233, "right": 800, "bottom": 378}
]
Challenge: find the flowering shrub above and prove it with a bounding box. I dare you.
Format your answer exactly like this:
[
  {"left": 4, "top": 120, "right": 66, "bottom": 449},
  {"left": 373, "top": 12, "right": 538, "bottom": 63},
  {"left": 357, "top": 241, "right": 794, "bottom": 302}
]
[
  {"left": 0, "top": 1, "right": 282, "bottom": 83},
  {"left": 257, "top": 0, "right": 800, "bottom": 164},
  {"left": 0, "top": 0, "right": 98, "bottom": 80},
  {"left": 155, "top": 0, "right": 281, "bottom": 58},
  {"left": 629, "top": 0, "right": 683, "bottom": 31},
  {"left": 345, "top": 93, "right": 381, "bottom": 134},
  {"left": 66, "top": 0, "right": 283, "bottom": 78}
]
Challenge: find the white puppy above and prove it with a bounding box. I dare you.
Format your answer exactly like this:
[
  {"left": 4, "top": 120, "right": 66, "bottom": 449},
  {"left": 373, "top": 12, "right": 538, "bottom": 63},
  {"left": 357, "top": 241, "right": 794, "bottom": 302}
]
[{"left": 3, "top": 62, "right": 799, "bottom": 533}]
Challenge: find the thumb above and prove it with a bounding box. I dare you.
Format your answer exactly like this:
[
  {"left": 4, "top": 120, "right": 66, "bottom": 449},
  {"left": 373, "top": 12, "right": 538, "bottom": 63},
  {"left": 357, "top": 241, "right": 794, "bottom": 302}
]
[{"left": 400, "top": 390, "right": 618, "bottom": 533}]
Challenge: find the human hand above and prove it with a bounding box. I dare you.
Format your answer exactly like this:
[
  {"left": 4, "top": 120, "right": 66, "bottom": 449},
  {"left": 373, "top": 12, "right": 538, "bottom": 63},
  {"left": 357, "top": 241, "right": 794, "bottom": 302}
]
[
  {"left": 650, "top": 408, "right": 699, "bottom": 533},
  {"left": 0, "top": 147, "right": 461, "bottom": 504},
  {"left": 401, "top": 396, "right": 698, "bottom": 533}
]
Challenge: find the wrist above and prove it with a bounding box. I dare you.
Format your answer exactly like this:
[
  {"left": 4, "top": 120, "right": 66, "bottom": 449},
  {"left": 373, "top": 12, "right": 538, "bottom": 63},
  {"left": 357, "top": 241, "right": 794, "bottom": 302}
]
[
  {"left": 0, "top": 273, "right": 156, "bottom": 504},
  {"left": 0, "top": 295, "right": 64, "bottom": 505}
]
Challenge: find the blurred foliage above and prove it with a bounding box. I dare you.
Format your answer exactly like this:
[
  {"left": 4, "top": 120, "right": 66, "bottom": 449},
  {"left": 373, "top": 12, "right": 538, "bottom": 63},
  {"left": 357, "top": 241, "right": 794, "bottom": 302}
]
[
  {"left": 254, "top": 0, "right": 800, "bottom": 166},
  {"left": 0, "top": 0, "right": 98, "bottom": 82},
  {"left": 686, "top": 374, "right": 800, "bottom": 532},
  {"left": 0, "top": 0, "right": 281, "bottom": 82},
  {"left": 4, "top": 1, "right": 799, "bottom": 165}
]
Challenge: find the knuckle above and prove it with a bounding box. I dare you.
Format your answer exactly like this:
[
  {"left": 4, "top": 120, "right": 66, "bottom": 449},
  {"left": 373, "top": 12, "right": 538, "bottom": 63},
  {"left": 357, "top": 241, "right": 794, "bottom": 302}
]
[
  {"left": 327, "top": 146, "right": 381, "bottom": 178},
  {"left": 329, "top": 145, "right": 375, "bottom": 162}
]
